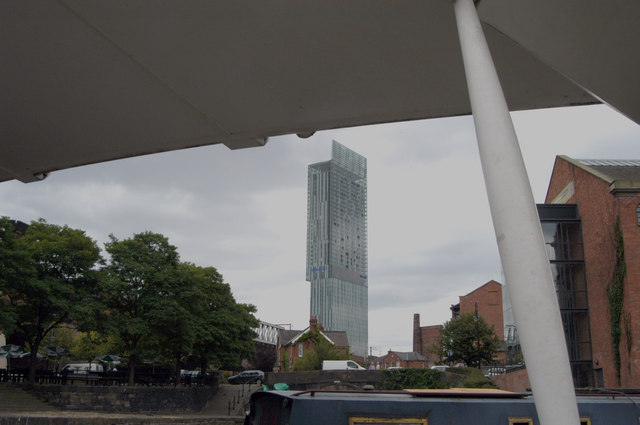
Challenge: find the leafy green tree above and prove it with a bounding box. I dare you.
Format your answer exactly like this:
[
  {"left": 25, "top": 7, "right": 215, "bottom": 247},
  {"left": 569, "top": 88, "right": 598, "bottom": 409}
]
[
  {"left": 72, "top": 331, "right": 115, "bottom": 364},
  {"left": 436, "top": 312, "right": 500, "bottom": 368},
  {"left": 0, "top": 218, "right": 31, "bottom": 335},
  {"left": 190, "top": 265, "right": 259, "bottom": 374},
  {"left": 0, "top": 218, "right": 102, "bottom": 382},
  {"left": 150, "top": 262, "right": 206, "bottom": 385},
  {"left": 47, "top": 326, "right": 78, "bottom": 352},
  {"left": 99, "top": 232, "right": 181, "bottom": 385}
]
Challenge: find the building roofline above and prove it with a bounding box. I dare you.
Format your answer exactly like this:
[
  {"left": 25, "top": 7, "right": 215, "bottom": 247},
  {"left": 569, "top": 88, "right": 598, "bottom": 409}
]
[
  {"left": 552, "top": 155, "right": 640, "bottom": 196},
  {"left": 557, "top": 155, "right": 615, "bottom": 184},
  {"left": 287, "top": 327, "right": 338, "bottom": 346},
  {"left": 461, "top": 280, "right": 502, "bottom": 298}
]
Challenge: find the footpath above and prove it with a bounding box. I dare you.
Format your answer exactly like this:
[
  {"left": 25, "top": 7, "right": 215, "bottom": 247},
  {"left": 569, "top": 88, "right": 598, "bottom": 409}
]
[{"left": 0, "top": 382, "right": 254, "bottom": 425}]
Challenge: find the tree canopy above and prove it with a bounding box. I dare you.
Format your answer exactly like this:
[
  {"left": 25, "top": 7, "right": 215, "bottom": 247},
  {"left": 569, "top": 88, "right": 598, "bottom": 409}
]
[
  {"left": 1, "top": 219, "right": 259, "bottom": 385},
  {"left": 189, "top": 263, "right": 258, "bottom": 372},
  {"left": 0, "top": 218, "right": 102, "bottom": 382},
  {"left": 99, "top": 231, "right": 183, "bottom": 385},
  {"left": 436, "top": 312, "right": 500, "bottom": 368}
]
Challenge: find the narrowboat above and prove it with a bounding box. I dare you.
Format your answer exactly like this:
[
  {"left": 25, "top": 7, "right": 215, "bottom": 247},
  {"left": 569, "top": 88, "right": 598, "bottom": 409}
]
[{"left": 244, "top": 388, "right": 640, "bottom": 425}]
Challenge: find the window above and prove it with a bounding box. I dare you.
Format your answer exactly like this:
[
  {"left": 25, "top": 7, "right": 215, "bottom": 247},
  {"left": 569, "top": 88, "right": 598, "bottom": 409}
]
[
  {"left": 298, "top": 343, "right": 303, "bottom": 358},
  {"left": 580, "top": 418, "right": 591, "bottom": 425}
]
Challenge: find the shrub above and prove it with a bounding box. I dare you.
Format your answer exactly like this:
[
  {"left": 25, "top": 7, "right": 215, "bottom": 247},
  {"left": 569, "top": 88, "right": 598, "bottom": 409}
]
[
  {"left": 457, "top": 368, "right": 496, "bottom": 388},
  {"left": 379, "top": 368, "right": 444, "bottom": 390}
]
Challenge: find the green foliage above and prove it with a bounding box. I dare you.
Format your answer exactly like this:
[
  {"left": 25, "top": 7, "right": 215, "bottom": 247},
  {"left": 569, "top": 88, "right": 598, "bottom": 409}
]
[
  {"left": 0, "top": 218, "right": 31, "bottom": 334},
  {"left": 282, "top": 351, "right": 290, "bottom": 372},
  {"left": 607, "top": 215, "right": 626, "bottom": 383},
  {"left": 72, "top": 331, "right": 115, "bottom": 363},
  {"left": 48, "top": 326, "right": 79, "bottom": 354},
  {"left": 507, "top": 352, "right": 524, "bottom": 366},
  {"left": 99, "top": 232, "right": 182, "bottom": 384},
  {"left": 2, "top": 218, "right": 259, "bottom": 384},
  {"left": 187, "top": 263, "right": 259, "bottom": 373},
  {"left": 379, "top": 368, "right": 443, "bottom": 390},
  {"left": 293, "top": 330, "right": 349, "bottom": 371},
  {"left": 437, "top": 312, "right": 500, "bottom": 367},
  {"left": 456, "top": 367, "right": 496, "bottom": 388},
  {"left": 0, "top": 218, "right": 102, "bottom": 382}
]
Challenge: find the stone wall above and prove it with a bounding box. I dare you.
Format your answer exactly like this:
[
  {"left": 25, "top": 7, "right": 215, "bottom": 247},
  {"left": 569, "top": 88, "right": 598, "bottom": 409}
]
[{"left": 23, "top": 384, "right": 219, "bottom": 413}]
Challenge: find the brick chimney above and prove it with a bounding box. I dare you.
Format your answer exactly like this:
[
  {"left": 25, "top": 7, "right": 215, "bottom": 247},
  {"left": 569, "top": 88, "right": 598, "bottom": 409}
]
[
  {"left": 310, "top": 316, "right": 318, "bottom": 332},
  {"left": 413, "top": 313, "right": 422, "bottom": 353}
]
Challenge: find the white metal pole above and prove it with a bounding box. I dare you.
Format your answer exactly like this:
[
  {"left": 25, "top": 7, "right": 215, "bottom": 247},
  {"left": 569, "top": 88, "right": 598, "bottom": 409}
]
[{"left": 452, "top": 1, "right": 580, "bottom": 424}]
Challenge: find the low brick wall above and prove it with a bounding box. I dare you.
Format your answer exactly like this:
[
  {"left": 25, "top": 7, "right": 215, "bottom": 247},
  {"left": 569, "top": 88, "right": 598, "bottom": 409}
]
[
  {"left": 23, "top": 384, "right": 219, "bottom": 413},
  {"left": 266, "top": 370, "right": 383, "bottom": 390},
  {"left": 491, "top": 367, "right": 531, "bottom": 392}
]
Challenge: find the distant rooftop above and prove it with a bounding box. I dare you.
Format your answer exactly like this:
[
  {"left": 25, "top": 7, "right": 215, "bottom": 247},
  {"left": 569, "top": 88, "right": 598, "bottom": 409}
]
[
  {"left": 558, "top": 156, "right": 640, "bottom": 186},
  {"left": 578, "top": 159, "right": 640, "bottom": 167},
  {"left": 576, "top": 159, "right": 640, "bottom": 183}
]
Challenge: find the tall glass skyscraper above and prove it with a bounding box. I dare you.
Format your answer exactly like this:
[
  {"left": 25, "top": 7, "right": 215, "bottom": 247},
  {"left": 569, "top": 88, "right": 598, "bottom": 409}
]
[{"left": 306, "top": 140, "right": 368, "bottom": 357}]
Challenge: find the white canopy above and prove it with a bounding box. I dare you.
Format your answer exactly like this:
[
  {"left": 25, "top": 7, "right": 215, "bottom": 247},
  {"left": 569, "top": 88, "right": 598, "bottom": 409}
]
[{"left": 2, "top": 0, "right": 638, "bottom": 182}]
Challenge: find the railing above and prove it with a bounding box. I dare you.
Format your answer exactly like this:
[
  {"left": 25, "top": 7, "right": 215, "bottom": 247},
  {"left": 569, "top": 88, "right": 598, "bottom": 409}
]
[
  {"left": 0, "top": 369, "right": 217, "bottom": 387},
  {"left": 228, "top": 382, "right": 260, "bottom": 415}
]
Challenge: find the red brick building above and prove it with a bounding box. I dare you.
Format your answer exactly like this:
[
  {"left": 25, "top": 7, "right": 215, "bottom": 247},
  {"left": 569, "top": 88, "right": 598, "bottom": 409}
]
[
  {"left": 451, "top": 280, "right": 504, "bottom": 341},
  {"left": 276, "top": 317, "right": 349, "bottom": 372},
  {"left": 413, "top": 280, "right": 505, "bottom": 365},
  {"left": 412, "top": 318, "right": 442, "bottom": 366},
  {"left": 542, "top": 156, "right": 640, "bottom": 388},
  {"left": 370, "top": 350, "right": 429, "bottom": 370}
]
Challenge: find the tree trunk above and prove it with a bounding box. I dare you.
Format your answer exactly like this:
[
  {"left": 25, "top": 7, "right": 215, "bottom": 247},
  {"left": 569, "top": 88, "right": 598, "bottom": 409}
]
[
  {"left": 200, "top": 359, "right": 207, "bottom": 386},
  {"left": 27, "top": 341, "right": 40, "bottom": 383},
  {"left": 175, "top": 353, "right": 181, "bottom": 386},
  {"left": 128, "top": 353, "right": 136, "bottom": 386}
]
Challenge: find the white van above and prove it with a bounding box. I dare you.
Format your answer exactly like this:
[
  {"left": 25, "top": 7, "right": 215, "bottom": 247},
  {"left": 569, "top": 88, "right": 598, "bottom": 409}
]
[
  {"left": 322, "top": 360, "right": 365, "bottom": 370},
  {"left": 60, "top": 362, "right": 103, "bottom": 375}
]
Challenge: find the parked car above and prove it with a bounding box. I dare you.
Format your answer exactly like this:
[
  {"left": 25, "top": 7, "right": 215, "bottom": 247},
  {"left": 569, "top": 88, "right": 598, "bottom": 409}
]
[{"left": 227, "top": 370, "right": 264, "bottom": 385}]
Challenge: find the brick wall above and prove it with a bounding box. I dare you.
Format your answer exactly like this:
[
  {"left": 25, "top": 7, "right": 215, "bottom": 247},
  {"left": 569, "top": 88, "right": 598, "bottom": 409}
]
[
  {"left": 412, "top": 315, "right": 441, "bottom": 365},
  {"left": 491, "top": 367, "right": 531, "bottom": 393},
  {"left": 545, "top": 156, "right": 640, "bottom": 387},
  {"left": 617, "top": 195, "right": 640, "bottom": 385},
  {"left": 459, "top": 280, "right": 504, "bottom": 341}
]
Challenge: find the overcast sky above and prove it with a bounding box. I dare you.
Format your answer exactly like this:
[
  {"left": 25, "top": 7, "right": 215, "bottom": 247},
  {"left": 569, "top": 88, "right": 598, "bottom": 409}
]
[{"left": 1, "top": 104, "right": 639, "bottom": 355}]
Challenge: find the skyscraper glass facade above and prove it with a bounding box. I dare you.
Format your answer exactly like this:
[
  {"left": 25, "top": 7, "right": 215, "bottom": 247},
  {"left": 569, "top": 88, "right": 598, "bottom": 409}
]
[{"left": 306, "top": 140, "right": 368, "bottom": 356}]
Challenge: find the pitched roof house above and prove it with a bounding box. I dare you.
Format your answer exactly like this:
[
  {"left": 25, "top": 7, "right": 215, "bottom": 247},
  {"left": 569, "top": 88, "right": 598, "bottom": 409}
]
[
  {"left": 370, "top": 351, "right": 429, "bottom": 370},
  {"left": 276, "top": 317, "right": 349, "bottom": 372}
]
